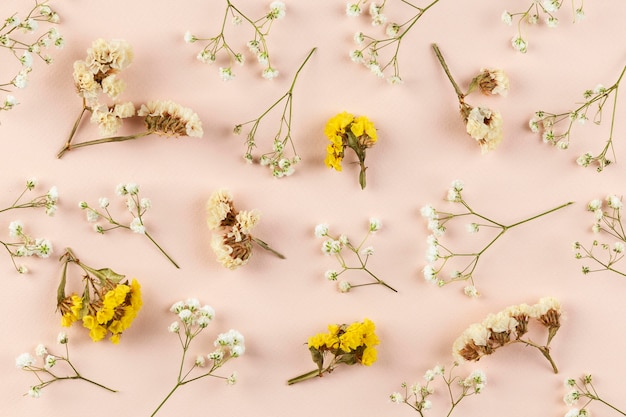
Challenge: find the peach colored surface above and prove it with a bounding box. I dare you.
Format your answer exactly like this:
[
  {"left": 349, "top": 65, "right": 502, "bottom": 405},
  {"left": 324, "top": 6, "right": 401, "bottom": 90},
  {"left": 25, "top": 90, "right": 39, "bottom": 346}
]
[{"left": 2, "top": 0, "right": 626, "bottom": 416}]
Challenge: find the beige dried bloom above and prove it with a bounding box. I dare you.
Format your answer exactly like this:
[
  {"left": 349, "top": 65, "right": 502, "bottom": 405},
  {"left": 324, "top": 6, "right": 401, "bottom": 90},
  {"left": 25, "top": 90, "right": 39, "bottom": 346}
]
[
  {"left": 89, "top": 102, "right": 136, "bottom": 136},
  {"left": 90, "top": 109, "right": 121, "bottom": 136},
  {"left": 101, "top": 74, "right": 126, "bottom": 100},
  {"left": 72, "top": 39, "right": 133, "bottom": 104},
  {"left": 85, "top": 38, "right": 133, "bottom": 76},
  {"left": 432, "top": 44, "right": 507, "bottom": 154},
  {"left": 206, "top": 189, "right": 235, "bottom": 230},
  {"left": 206, "top": 189, "right": 283, "bottom": 269},
  {"left": 113, "top": 102, "right": 136, "bottom": 119},
  {"left": 72, "top": 60, "right": 99, "bottom": 100},
  {"left": 211, "top": 232, "right": 253, "bottom": 270},
  {"left": 464, "top": 106, "right": 504, "bottom": 153},
  {"left": 452, "top": 297, "right": 562, "bottom": 373},
  {"left": 472, "top": 68, "right": 509, "bottom": 97},
  {"left": 235, "top": 210, "right": 260, "bottom": 235},
  {"left": 138, "top": 100, "right": 203, "bottom": 137}
]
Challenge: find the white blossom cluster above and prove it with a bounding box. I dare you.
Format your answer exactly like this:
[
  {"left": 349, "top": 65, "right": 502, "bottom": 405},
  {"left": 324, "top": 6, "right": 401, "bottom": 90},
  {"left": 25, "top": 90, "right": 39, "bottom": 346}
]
[
  {"left": 574, "top": 195, "right": 626, "bottom": 277},
  {"left": 502, "top": 0, "right": 585, "bottom": 53},
  {"left": 185, "top": 1, "right": 286, "bottom": 81},
  {"left": 1, "top": 1, "right": 63, "bottom": 115},
  {"left": 316, "top": 218, "right": 395, "bottom": 293},
  {"left": 390, "top": 363, "right": 486, "bottom": 415}
]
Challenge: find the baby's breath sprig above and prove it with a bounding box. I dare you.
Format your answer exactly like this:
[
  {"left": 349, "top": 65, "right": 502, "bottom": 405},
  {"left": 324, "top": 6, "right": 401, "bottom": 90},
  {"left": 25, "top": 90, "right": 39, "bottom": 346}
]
[
  {"left": 185, "top": 1, "right": 286, "bottom": 81},
  {"left": 573, "top": 195, "right": 626, "bottom": 277},
  {"left": 564, "top": 374, "right": 626, "bottom": 417},
  {"left": 502, "top": 0, "right": 585, "bottom": 54},
  {"left": 0, "top": 1, "right": 63, "bottom": 116},
  {"left": 151, "top": 299, "right": 244, "bottom": 416},
  {"left": 422, "top": 180, "right": 573, "bottom": 297},
  {"left": 390, "top": 363, "right": 486, "bottom": 417},
  {"left": 315, "top": 218, "right": 397, "bottom": 293},
  {"left": 78, "top": 183, "right": 180, "bottom": 268},
  {"left": 432, "top": 44, "right": 509, "bottom": 153},
  {"left": 453, "top": 297, "right": 562, "bottom": 373},
  {"left": 2, "top": 220, "right": 53, "bottom": 273},
  {"left": 0, "top": 178, "right": 58, "bottom": 216},
  {"left": 16, "top": 332, "right": 117, "bottom": 398},
  {"left": 530, "top": 65, "right": 626, "bottom": 172},
  {"left": 0, "top": 178, "right": 57, "bottom": 273},
  {"left": 56, "top": 248, "right": 143, "bottom": 344},
  {"left": 347, "top": 0, "right": 441, "bottom": 83},
  {"left": 234, "top": 47, "right": 316, "bottom": 178}
]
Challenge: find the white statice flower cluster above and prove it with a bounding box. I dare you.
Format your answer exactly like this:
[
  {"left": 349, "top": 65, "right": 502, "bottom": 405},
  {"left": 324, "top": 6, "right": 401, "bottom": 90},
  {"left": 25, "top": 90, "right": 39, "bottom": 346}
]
[
  {"left": 138, "top": 99, "right": 203, "bottom": 138},
  {"left": 71, "top": 38, "right": 135, "bottom": 135},
  {"left": 64, "top": 39, "right": 205, "bottom": 156},
  {"left": 391, "top": 363, "right": 486, "bottom": 415},
  {"left": 206, "top": 189, "right": 282, "bottom": 269},
  {"left": 470, "top": 68, "right": 510, "bottom": 97},
  {"left": 463, "top": 106, "right": 504, "bottom": 154},
  {"left": 347, "top": 0, "right": 441, "bottom": 84},
  {"left": 315, "top": 218, "right": 396, "bottom": 293},
  {"left": 502, "top": 0, "right": 585, "bottom": 53},
  {"left": 207, "top": 189, "right": 258, "bottom": 269},
  {"left": 452, "top": 297, "right": 562, "bottom": 372},
  {"left": 186, "top": 1, "right": 285, "bottom": 80},
  {"left": 433, "top": 44, "right": 507, "bottom": 153},
  {"left": 573, "top": 195, "right": 626, "bottom": 277},
  {"left": 0, "top": 1, "right": 63, "bottom": 115}
]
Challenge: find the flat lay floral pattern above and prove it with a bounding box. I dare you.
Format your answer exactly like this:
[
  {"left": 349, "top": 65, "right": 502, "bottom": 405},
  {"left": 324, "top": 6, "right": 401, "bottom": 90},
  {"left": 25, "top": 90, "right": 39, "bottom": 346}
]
[{"left": 3, "top": 1, "right": 626, "bottom": 416}]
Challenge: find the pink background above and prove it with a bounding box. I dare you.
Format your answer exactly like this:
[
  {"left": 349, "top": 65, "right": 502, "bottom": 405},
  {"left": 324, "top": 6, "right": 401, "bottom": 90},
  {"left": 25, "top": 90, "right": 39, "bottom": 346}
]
[{"left": 2, "top": 0, "right": 626, "bottom": 416}]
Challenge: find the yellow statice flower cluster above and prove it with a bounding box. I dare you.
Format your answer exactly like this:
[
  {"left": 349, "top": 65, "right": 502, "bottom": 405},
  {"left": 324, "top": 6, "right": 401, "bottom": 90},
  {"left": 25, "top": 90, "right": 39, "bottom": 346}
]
[
  {"left": 81, "top": 279, "right": 142, "bottom": 344},
  {"left": 288, "top": 318, "right": 379, "bottom": 385},
  {"left": 56, "top": 248, "right": 143, "bottom": 344},
  {"left": 324, "top": 111, "right": 378, "bottom": 189},
  {"left": 308, "top": 319, "right": 379, "bottom": 365},
  {"left": 59, "top": 279, "right": 142, "bottom": 344}
]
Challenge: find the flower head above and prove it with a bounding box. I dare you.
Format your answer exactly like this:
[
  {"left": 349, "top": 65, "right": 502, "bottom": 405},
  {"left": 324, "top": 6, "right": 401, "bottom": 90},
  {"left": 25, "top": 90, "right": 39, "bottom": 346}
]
[
  {"left": 324, "top": 112, "right": 378, "bottom": 189},
  {"left": 138, "top": 100, "right": 203, "bottom": 138},
  {"left": 290, "top": 318, "right": 379, "bottom": 384},
  {"left": 463, "top": 106, "right": 504, "bottom": 153}
]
